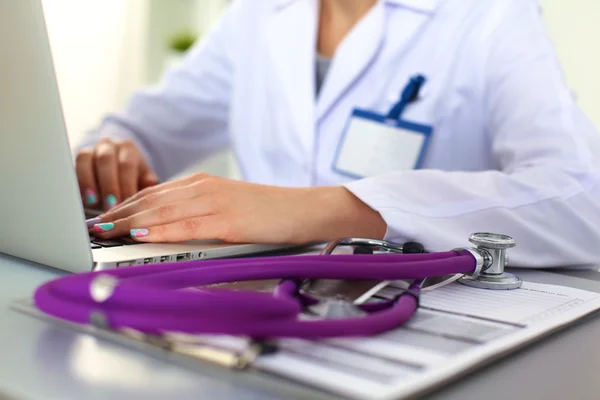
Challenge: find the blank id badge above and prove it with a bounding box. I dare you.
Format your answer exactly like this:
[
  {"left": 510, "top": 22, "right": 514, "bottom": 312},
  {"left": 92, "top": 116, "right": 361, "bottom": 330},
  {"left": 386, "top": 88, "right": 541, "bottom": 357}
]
[{"left": 333, "top": 74, "right": 433, "bottom": 179}]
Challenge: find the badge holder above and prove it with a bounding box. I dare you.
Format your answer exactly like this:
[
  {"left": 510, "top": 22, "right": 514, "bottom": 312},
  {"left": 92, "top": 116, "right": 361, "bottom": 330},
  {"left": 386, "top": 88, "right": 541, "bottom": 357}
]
[{"left": 333, "top": 75, "right": 433, "bottom": 179}]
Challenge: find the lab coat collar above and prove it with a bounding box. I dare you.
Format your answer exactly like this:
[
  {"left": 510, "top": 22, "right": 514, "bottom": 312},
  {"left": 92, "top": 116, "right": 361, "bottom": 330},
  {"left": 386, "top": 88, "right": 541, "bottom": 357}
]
[
  {"left": 273, "top": 0, "right": 441, "bottom": 14},
  {"left": 315, "top": 2, "right": 386, "bottom": 121},
  {"left": 314, "top": 0, "right": 437, "bottom": 120},
  {"left": 384, "top": 0, "right": 440, "bottom": 14},
  {"left": 266, "top": 0, "right": 440, "bottom": 152}
]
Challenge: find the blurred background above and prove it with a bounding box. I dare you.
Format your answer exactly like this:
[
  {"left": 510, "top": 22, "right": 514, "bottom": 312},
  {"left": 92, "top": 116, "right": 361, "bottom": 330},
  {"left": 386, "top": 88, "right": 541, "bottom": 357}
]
[{"left": 42, "top": 0, "right": 600, "bottom": 178}]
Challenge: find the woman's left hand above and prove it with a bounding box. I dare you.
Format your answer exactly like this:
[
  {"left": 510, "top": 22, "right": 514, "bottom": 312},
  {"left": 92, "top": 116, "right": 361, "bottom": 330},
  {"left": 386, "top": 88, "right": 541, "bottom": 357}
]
[{"left": 92, "top": 173, "right": 386, "bottom": 244}]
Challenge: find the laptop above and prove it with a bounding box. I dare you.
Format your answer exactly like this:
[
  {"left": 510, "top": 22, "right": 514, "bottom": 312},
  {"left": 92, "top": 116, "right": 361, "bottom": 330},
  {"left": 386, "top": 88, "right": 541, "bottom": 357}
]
[{"left": 0, "top": 0, "right": 296, "bottom": 273}]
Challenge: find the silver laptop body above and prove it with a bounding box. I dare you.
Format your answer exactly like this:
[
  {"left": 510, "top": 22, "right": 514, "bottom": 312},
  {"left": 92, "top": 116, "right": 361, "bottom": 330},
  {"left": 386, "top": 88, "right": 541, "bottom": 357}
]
[{"left": 0, "top": 0, "right": 292, "bottom": 273}]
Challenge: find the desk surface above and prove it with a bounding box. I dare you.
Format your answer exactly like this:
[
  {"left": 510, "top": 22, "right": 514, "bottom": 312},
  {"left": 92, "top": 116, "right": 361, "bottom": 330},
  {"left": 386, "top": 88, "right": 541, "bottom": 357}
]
[{"left": 2, "top": 254, "right": 600, "bottom": 400}]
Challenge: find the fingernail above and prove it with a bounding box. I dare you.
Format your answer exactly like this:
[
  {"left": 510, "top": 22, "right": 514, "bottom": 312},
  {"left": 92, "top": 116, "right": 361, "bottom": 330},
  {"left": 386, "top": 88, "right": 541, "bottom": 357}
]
[
  {"left": 85, "top": 189, "right": 97, "bottom": 205},
  {"left": 130, "top": 228, "right": 149, "bottom": 237},
  {"left": 94, "top": 223, "right": 115, "bottom": 233},
  {"left": 145, "top": 173, "right": 160, "bottom": 185},
  {"left": 86, "top": 217, "right": 101, "bottom": 229},
  {"left": 106, "top": 194, "right": 118, "bottom": 209}
]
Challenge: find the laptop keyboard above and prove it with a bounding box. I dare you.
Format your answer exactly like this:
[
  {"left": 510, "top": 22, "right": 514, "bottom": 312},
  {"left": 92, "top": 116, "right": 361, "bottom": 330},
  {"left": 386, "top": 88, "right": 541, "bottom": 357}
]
[{"left": 90, "top": 236, "right": 141, "bottom": 249}]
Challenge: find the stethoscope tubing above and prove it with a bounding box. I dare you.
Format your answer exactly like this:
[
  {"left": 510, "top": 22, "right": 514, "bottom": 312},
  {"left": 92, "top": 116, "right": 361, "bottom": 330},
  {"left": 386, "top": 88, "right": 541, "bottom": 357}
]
[{"left": 34, "top": 251, "right": 476, "bottom": 338}]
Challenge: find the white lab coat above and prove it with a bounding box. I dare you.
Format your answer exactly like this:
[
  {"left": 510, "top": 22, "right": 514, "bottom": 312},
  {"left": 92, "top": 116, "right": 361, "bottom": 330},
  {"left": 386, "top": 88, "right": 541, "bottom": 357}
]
[{"left": 79, "top": 0, "right": 600, "bottom": 268}]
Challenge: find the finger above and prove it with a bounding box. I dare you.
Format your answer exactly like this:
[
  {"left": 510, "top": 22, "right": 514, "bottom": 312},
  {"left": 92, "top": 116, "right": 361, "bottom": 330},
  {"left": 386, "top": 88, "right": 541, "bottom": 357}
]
[
  {"left": 92, "top": 197, "right": 215, "bottom": 239},
  {"left": 100, "top": 181, "right": 209, "bottom": 224},
  {"left": 75, "top": 148, "right": 99, "bottom": 207},
  {"left": 116, "top": 142, "right": 142, "bottom": 201},
  {"left": 138, "top": 161, "right": 160, "bottom": 189},
  {"left": 129, "top": 215, "right": 224, "bottom": 243},
  {"left": 110, "top": 176, "right": 182, "bottom": 211},
  {"left": 94, "top": 139, "right": 121, "bottom": 210},
  {"left": 106, "top": 173, "right": 212, "bottom": 216}
]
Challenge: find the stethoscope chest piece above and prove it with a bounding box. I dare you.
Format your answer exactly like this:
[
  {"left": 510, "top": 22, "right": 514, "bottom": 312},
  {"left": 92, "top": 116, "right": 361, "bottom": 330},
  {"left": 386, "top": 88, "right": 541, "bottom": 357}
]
[{"left": 458, "top": 233, "right": 522, "bottom": 290}]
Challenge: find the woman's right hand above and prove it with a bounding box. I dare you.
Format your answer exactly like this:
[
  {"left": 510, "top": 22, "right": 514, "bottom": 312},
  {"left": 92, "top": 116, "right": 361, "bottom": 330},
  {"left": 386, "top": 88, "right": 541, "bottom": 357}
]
[{"left": 75, "top": 138, "right": 159, "bottom": 211}]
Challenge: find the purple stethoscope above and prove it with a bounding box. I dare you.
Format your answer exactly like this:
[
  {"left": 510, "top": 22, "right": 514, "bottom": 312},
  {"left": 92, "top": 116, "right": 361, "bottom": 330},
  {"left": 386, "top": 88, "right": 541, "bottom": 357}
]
[{"left": 34, "top": 233, "right": 521, "bottom": 339}]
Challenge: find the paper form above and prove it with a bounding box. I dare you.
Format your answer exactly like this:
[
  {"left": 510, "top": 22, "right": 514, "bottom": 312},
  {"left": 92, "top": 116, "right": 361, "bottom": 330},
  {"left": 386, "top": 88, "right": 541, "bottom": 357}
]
[
  {"left": 252, "top": 281, "right": 600, "bottom": 400},
  {"left": 418, "top": 282, "right": 598, "bottom": 325}
]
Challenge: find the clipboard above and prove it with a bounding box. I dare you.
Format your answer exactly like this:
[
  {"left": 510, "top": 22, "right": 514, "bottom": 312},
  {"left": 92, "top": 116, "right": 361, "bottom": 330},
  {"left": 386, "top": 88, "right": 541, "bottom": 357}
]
[{"left": 12, "top": 277, "right": 600, "bottom": 400}]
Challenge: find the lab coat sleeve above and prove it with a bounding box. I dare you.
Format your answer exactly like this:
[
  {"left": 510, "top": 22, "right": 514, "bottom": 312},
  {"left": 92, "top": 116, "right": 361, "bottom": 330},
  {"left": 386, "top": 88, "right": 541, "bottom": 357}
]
[
  {"left": 74, "top": 1, "right": 244, "bottom": 181},
  {"left": 344, "top": 0, "right": 600, "bottom": 268}
]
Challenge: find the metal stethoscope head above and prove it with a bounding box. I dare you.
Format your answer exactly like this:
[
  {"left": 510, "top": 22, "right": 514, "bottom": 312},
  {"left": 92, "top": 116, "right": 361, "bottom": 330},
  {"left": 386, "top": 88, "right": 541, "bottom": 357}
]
[
  {"left": 320, "top": 232, "right": 522, "bottom": 291},
  {"left": 457, "top": 233, "right": 521, "bottom": 290}
]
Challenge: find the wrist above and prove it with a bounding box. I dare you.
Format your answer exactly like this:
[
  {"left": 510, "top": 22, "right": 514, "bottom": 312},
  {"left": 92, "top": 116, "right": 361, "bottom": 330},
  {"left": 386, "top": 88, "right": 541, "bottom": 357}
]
[{"left": 301, "top": 186, "right": 387, "bottom": 242}]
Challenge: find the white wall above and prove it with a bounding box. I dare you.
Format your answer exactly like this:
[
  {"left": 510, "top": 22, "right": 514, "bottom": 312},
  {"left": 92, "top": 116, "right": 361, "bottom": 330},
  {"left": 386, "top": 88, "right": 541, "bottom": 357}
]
[
  {"left": 42, "top": 0, "right": 226, "bottom": 150},
  {"left": 42, "top": 0, "right": 149, "bottom": 147},
  {"left": 194, "top": 0, "right": 229, "bottom": 31},
  {"left": 540, "top": 0, "right": 600, "bottom": 130}
]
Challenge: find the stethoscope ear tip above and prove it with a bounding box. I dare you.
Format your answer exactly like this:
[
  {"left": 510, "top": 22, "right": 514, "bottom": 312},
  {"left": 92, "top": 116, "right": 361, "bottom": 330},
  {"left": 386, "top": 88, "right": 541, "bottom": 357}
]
[
  {"left": 353, "top": 246, "right": 374, "bottom": 255},
  {"left": 402, "top": 242, "right": 425, "bottom": 254},
  {"left": 351, "top": 241, "right": 425, "bottom": 255}
]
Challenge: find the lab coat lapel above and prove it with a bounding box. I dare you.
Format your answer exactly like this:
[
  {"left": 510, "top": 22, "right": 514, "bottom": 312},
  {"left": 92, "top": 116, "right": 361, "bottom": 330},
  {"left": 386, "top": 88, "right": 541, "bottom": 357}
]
[
  {"left": 266, "top": 1, "right": 318, "bottom": 155},
  {"left": 317, "top": 1, "right": 437, "bottom": 121},
  {"left": 316, "top": 2, "right": 385, "bottom": 121}
]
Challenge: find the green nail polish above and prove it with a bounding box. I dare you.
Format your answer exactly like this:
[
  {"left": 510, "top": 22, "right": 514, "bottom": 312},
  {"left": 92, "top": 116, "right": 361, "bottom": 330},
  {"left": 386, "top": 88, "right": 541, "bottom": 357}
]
[
  {"left": 85, "top": 189, "right": 97, "bottom": 205},
  {"left": 106, "top": 194, "right": 117, "bottom": 209},
  {"left": 130, "top": 228, "right": 149, "bottom": 237},
  {"left": 94, "top": 223, "right": 115, "bottom": 233}
]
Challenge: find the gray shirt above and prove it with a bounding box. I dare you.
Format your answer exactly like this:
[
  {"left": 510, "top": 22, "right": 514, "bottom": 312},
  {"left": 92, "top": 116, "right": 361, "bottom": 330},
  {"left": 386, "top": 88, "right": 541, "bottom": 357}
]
[{"left": 315, "top": 54, "right": 332, "bottom": 97}]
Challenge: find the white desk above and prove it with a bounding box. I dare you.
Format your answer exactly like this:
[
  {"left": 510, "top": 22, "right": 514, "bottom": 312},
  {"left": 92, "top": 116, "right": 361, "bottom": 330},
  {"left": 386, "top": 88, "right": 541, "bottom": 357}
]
[{"left": 2, "top": 253, "right": 600, "bottom": 400}]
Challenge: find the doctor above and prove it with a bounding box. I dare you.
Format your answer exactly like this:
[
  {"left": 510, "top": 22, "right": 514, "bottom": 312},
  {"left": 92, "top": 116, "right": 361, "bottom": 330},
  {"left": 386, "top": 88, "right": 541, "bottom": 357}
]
[{"left": 77, "top": 0, "right": 600, "bottom": 268}]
